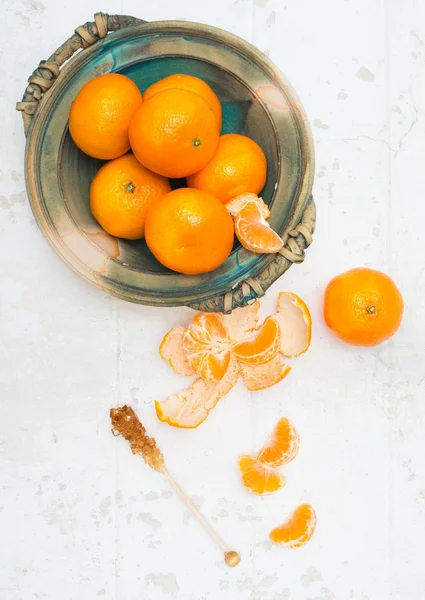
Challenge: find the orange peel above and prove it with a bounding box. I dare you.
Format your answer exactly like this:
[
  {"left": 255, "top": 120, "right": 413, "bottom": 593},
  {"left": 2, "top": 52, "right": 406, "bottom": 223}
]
[
  {"left": 269, "top": 503, "right": 316, "bottom": 548},
  {"left": 221, "top": 301, "right": 261, "bottom": 343},
  {"left": 239, "top": 355, "right": 291, "bottom": 391},
  {"left": 159, "top": 326, "right": 195, "bottom": 376},
  {"left": 226, "top": 193, "right": 270, "bottom": 219},
  {"left": 274, "top": 292, "right": 312, "bottom": 358},
  {"left": 238, "top": 454, "right": 285, "bottom": 495},
  {"left": 156, "top": 295, "right": 312, "bottom": 427},
  {"left": 155, "top": 355, "right": 239, "bottom": 428}
]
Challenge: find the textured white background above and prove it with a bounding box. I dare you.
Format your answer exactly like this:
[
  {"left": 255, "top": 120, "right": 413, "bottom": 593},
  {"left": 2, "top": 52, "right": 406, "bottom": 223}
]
[{"left": 1, "top": 1, "right": 425, "bottom": 598}]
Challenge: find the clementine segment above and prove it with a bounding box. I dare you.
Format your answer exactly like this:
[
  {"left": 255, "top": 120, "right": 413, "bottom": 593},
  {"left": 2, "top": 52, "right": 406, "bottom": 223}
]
[
  {"left": 187, "top": 134, "right": 267, "bottom": 203},
  {"left": 324, "top": 267, "right": 404, "bottom": 346},
  {"left": 238, "top": 455, "right": 285, "bottom": 495},
  {"left": 69, "top": 73, "right": 142, "bottom": 160},
  {"left": 129, "top": 88, "right": 219, "bottom": 178},
  {"left": 269, "top": 503, "right": 316, "bottom": 549},
  {"left": 90, "top": 153, "right": 171, "bottom": 240},
  {"left": 145, "top": 188, "right": 234, "bottom": 275},
  {"left": 232, "top": 316, "right": 280, "bottom": 365},
  {"left": 257, "top": 417, "right": 300, "bottom": 467},
  {"left": 144, "top": 74, "right": 222, "bottom": 131}
]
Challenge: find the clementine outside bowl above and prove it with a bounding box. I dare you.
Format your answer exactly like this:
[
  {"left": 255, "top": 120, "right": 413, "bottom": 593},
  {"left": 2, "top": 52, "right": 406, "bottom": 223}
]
[{"left": 17, "top": 13, "right": 315, "bottom": 313}]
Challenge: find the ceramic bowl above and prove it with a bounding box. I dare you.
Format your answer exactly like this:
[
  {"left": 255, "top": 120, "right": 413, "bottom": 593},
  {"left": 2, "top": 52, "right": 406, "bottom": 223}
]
[{"left": 22, "top": 17, "right": 315, "bottom": 312}]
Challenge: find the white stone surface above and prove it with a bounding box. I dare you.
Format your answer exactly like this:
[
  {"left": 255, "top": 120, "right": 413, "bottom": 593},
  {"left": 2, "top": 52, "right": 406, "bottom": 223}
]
[{"left": 1, "top": 0, "right": 425, "bottom": 598}]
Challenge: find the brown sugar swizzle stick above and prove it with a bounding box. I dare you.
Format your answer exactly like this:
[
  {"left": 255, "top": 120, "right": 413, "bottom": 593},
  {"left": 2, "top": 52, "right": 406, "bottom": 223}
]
[{"left": 110, "top": 405, "right": 241, "bottom": 567}]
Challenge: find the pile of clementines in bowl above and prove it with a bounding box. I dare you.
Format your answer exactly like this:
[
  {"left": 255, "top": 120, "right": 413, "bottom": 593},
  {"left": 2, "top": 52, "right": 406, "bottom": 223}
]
[{"left": 69, "top": 72, "right": 284, "bottom": 276}]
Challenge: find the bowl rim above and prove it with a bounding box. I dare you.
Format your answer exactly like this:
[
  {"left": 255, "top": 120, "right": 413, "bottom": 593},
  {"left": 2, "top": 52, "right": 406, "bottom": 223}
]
[{"left": 25, "top": 19, "right": 315, "bottom": 307}]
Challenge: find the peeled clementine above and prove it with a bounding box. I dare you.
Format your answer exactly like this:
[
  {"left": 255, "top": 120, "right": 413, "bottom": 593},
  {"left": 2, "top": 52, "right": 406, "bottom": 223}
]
[
  {"left": 90, "top": 153, "right": 171, "bottom": 240},
  {"left": 144, "top": 74, "right": 222, "bottom": 131},
  {"left": 129, "top": 89, "right": 219, "bottom": 178},
  {"left": 187, "top": 134, "right": 267, "bottom": 203},
  {"left": 69, "top": 73, "right": 142, "bottom": 160},
  {"left": 230, "top": 196, "right": 283, "bottom": 254},
  {"left": 324, "top": 267, "right": 404, "bottom": 346},
  {"left": 145, "top": 188, "right": 234, "bottom": 275},
  {"left": 183, "top": 313, "right": 231, "bottom": 382}
]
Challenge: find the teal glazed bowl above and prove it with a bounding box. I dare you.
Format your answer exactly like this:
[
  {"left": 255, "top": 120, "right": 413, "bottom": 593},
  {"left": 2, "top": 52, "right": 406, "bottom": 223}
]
[{"left": 18, "top": 13, "right": 315, "bottom": 313}]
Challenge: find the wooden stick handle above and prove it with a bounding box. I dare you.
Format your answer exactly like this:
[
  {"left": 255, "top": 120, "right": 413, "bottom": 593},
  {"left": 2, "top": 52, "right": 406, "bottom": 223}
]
[{"left": 164, "top": 469, "right": 240, "bottom": 567}]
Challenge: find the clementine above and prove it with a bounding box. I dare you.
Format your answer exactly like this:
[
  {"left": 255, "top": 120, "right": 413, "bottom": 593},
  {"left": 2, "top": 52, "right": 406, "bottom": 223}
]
[
  {"left": 232, "top": 316, "right": 280, "bottom": 365},
  {"left": 324, "top": 267, "right": 404, "bottom": 346},
  {"left": 129, "top": 89, "right": 219, "bottom": 178},
  {"left": 257, "top": 417, "right": 300, "bottom": 468},
  {"left": 238, "top": 455, "right": 285, "bottom": 495},
  {"left": 183, "top": 313, "right": 231, "bottom": 382},
  {"left": 270, "top": 503, "right": 316, "bottom": 548},
  {"left": 90, "top": 153, "right": 171, "bottom": 240},
  {"left": 145, "top": 188, "right": 234, "bottom": 274},
  {"left": 187, "top": 133, "right": 267, "bottom": 203},
  {"left": 69, "top": 73, "right": 142, "bottom": 160},
  {"left": 144, "top": 74, "right": 222, "bottom": 131}
]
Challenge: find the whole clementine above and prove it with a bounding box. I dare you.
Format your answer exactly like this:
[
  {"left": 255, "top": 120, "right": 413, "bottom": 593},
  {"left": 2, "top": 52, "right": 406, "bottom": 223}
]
[
  {"left": 144, "top": 74, "right": 222, "bottom": 131},
  {"left": 324, "top": 267, "right": 404, "bottom": 346},
  {"left": 145, "top": 188, "right": 234, "bottom": 274},
  {"left": 129, "top": 89, "right": 219, "bottom": 178},
  {"left": 90, "top": 153, "right": 171, "bottom": 240},
  {"left": 187, "top": 133, "right": 267, "bottom": 203},
  {"left": 69, "top": 73, "right": 142, "bottom": 160}
]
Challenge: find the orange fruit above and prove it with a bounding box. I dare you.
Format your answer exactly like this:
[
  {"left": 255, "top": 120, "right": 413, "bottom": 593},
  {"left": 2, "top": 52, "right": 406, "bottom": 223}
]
[
  {"left": 160, "top": 326, "right": 195, "bottom": 376},
  {"left": 239, "top": 355, "right": 291, "bottom": 391},
  {"left": 269, "top": 503, "right": 316, "bottom": 549},
  {"left": 90, "top": 153, "right": 171, "bottom": 240},
  {"left": 155, "top": 355, "right": 239, "bottom": 428},
  {"left": 183, "top": 313, "right": 231, "bottom": 382},
  {"left": 69, "top": 73, "right": 142, "bottom": 160},
  {"left": 274, "top": 292, "right": 312, "bottom": 358},
  {"left": 187, "top": 134, "right": 267, "bottom": 203},
  {"left": 324, "top": 267, "right": 404, "bottom": 346},
  {"left": 228, "top": 193, "right": 283, "bottom": 254},
  {"left": 129, "top": 89, "right": 219, "bottom": 178},
  {"left": 144, "top": 74, "right": 222, "bottom": 131},
  {"left": 238, "top": 455, "right": 285, "bottom": 495},
  {"left": 145, "top": 188, "right": 234, "bottom": 275},
  {"left": 232, "top": 316, "right": 280, "bottom": 365},
  {"left": 257, "top": 417, "right": 300, "bottom": 467}
]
